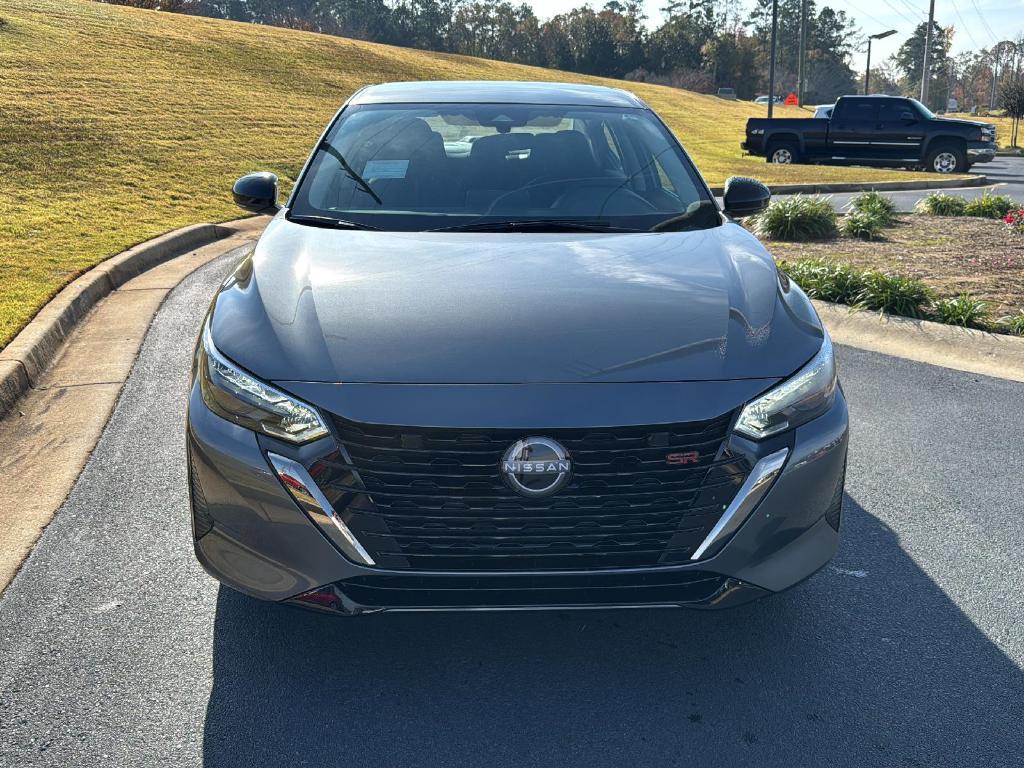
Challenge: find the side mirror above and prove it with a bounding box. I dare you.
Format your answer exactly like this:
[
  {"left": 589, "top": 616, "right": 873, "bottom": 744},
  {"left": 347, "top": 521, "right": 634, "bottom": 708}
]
[
  {"left": 232, "top": 172, "right": 280, "bottom": 214},
  {"left": 723, "top": 176, "right": 771, "bottom": 217},
  {"left": 900, "top": 111, "right": 917, "bottom": 123}
]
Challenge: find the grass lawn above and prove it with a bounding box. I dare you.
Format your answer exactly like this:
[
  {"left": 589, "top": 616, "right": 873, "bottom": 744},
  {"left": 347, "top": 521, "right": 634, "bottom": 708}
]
[
  {"left": 763, "top": 215, "right": 1024, "bottom": 318},
  {"left": 0, "top": 0, "right": 947, "bottom": 349}
]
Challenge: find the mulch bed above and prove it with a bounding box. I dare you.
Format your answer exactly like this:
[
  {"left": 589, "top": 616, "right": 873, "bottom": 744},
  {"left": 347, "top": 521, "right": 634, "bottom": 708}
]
[{"left": 760, "top": 215, "right": 1024, "bottom": 316}]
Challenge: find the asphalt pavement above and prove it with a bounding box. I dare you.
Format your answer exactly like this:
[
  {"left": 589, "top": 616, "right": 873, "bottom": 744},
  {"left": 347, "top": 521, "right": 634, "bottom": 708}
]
[
  {"left": 1, "top": 251, "right": 1023, "bottom": 767},
  {"left": 773, "top": 154, "right": 1024, "bottom": 211}
]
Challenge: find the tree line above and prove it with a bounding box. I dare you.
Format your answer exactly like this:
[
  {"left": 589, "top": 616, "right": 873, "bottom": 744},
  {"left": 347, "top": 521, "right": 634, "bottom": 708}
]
[
  {"left": 101, "top": 0, "right": 859, "bottom": 103},
  {"left": 99, "top": 0, "right": 1023, "bottom": 114},
  {"left": 872, "top": 22, "right": 1023, "bottom": 114}
]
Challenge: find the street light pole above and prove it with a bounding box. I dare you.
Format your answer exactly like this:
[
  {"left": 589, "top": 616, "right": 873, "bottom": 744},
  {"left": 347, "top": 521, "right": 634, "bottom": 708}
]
[
  {"left": 767, "top": 0, "right": 778, "bottom": 119},
  {"left": 865, "top": 30, "right": 897, "bottom": 96}
]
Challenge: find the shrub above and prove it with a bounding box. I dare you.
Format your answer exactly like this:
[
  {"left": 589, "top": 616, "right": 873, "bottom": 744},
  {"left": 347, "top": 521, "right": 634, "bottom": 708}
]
[
  {"left": 855, "top": 271, "right": 934, "bottom": 317},
  {"left": 931, "top": 294, "right": 990, "bottom": 328},
  {"left": 849, "top": 190, "right": 897, "bottom": 226},
  {"left": 916, "top": 192, "right": 967, "bottom": 216},
  {"left": 752, "top": 196, "right": 837, "bottom": 241},
  {"left": 778, "top": 258, "right": 865, "bottom": 303},
  {"left": 963, "top": 193, "right": 1017, "bottom": 219},
  {"left": 1001, "top": 311, "right": 1024, "bottom": 336},
  {"left": 841, "top": 209, "right": 885, "bottom": 240}
]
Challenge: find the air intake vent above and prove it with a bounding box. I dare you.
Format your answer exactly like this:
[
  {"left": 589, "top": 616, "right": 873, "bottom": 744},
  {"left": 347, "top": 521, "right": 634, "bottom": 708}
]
[
  {"left": 188, "top": 447, "right": 214, "bottom": 540},
  {"left": 310, "top": 412, "right": 750, "bottom": 572}
]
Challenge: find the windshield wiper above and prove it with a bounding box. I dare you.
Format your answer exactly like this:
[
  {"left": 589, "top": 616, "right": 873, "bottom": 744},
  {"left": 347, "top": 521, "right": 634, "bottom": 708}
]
[
  {"left": 286, "top": 213, "right": 379, "bottom": 230},
  {"left": 318, "top": 142, "right": 383, "bottom": 206},
  {"left": 429, "top": 219, "right": 637, "bottom": 233}
]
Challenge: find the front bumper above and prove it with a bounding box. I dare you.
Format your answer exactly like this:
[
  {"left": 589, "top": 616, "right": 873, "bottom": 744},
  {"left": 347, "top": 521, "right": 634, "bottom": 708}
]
[
  {"left": 187, "top": 382, "right": 849, "bottom": 613},
  {"left": 967, "top": 143, "right": 996, "bottom": 163}
]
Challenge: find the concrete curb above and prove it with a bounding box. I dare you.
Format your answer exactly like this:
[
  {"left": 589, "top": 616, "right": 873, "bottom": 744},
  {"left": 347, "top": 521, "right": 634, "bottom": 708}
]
[
  {"left": 711, "top": 174, "right": 990, "bottom": 196},
  {"left": 0, "top": 222, "right": 237, "bottom": 417},
  {"left": 0, "top": 223, "right": 265, "bottom": 593},
  {"left": 814, "top": 300, "right": 1024, "bottom": 383}
]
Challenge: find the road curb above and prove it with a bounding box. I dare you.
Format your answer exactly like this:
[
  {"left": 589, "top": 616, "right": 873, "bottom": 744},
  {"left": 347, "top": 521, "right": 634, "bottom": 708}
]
[
  {"left": 0, "top": 222, "right": 243, "bottom": 417},
  {"left": 814, "top": 300, "right": 1024, "bottom": 382},
  {"left": 0, "top": 222, "right": 265, "bottom": 593},
  {"left": 711, "top": 174, "right": 990, "bottom": 196}
]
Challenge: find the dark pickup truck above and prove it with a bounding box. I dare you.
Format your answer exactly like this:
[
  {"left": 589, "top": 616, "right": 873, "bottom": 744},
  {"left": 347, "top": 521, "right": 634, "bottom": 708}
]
[{"left": 742, "top": 95, "right": 997, "bottom": 173}]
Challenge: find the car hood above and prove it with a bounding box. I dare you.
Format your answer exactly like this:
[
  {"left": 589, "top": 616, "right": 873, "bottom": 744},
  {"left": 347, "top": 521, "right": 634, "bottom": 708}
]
[
  {"left": 210, "top": 216, "right": 824, "bottom": 385},
  {"left": 936, "top": 116, "right": 991, "bottom": 130}
]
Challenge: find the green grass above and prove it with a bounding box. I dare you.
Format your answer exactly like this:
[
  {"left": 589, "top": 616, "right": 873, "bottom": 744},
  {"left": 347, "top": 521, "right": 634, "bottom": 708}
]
[
  {"left": 854, "top": 271, "right": 934, "bottom": 318},
  {"left": 963, "top": 194, "right": 1018, "bottom": 219},
  {"left": 1002, "top": 311, "right": 1024, "bottom": 335},
  {"left": 932, "top": 294, "right": 990, "bottom": 328},
  {"left": 849, "top": 190, "right": 897, "bottom": 227},
  {"left": 776, "top": 258, "right": 864, "bottom": 304},
  {"left": 779, "top": 257, "right": 1024, "bottom": 333},
  {"left": 840, "top": 210, "right": 885, "bottom": 240},
  {"left": 779, "top": 258, "right": 934, "bottom": 318},
  {"left": 751, "top": 196, "right": 838, "bottom": 241},
  {"left": 0, "top": 0, "right": 948, "bottom": 348},
  {"left": 915, "top": 192, "right": 968, "bottom": 216}
]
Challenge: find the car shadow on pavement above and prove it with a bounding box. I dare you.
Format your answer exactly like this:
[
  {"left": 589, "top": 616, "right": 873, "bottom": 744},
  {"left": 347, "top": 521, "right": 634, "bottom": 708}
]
[{"left": 202, "top": 494, "right": 1023, "bottom": 768}]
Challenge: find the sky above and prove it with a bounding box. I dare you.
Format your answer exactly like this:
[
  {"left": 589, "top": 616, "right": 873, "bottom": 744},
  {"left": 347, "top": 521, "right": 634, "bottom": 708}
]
[{"left": 525, "top": 0, "right": 1024, "bottom": 71}]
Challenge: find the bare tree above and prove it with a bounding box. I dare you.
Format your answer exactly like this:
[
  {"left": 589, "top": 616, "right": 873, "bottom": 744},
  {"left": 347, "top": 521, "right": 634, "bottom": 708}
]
[{"left": 1000, "top": 77, "right": 1024, "bottom": 148}]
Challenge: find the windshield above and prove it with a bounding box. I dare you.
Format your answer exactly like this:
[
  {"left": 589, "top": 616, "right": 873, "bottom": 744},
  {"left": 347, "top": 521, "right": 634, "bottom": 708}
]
[
  {"left": 288, "top": 102, "right": 718, "bottom": 232},
  {"left": 911, "top": 99, "right": 937, "bottom": 119}
]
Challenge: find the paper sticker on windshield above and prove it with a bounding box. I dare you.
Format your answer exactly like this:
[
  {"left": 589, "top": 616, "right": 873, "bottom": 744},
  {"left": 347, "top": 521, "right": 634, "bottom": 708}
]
[{"left": 362, "top": 159, "right": 409, "bottom": 179}]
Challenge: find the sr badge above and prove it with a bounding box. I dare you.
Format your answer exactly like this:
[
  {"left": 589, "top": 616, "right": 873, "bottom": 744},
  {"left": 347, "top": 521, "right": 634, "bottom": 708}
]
[{"left": 500, "top": 437, "right": 572, "bottom": 498}]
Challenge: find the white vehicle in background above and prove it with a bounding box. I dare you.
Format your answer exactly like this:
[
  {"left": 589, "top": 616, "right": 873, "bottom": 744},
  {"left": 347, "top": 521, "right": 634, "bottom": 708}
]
[
  {"left": 813, "top": 104, "right": 834, "bottom": 119},
  {"left": 754, "top": 96, "right": 782, "bottom": 105}
]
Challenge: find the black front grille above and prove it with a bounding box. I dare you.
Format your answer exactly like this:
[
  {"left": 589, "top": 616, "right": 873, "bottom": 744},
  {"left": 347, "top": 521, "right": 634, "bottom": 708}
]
[{"left": 310, "top": 412, "right": 749, "bottom": 572}]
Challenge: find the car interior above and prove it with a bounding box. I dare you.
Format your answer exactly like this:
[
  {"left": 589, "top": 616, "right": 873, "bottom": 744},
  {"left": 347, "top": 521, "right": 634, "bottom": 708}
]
[{"left": 303, "top": 110, "right": 701, "bottom": 219}]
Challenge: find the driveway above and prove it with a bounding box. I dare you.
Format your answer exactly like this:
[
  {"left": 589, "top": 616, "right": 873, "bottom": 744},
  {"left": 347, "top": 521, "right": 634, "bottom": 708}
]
[
  {"left": 773, "top": 154, "right": 1024, "bottom": 211},
  {"left": 1, "top": 251, "right": 1022, "bottom": 767}
]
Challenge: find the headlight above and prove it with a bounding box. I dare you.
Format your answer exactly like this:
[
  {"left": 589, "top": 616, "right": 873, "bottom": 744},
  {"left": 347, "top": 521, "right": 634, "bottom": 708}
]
[
  {"left": 197, "top": 322, "right": 328, "bottom": 443},
  {"left": 734, "top": 332, "right": 837, "bottom": 440}
]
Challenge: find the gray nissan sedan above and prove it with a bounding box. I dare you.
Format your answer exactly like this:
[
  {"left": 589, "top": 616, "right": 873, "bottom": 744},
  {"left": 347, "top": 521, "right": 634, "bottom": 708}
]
[{"left": 187, "top": 81, "right": 848, "bottom": 614}]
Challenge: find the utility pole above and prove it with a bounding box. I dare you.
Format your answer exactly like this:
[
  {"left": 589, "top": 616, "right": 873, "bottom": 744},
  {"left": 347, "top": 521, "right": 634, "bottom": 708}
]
[
  {"left": 990, "top": 47, "right": 999, "bottom": 109},
  {"left": 767, "top": 0, "right": 779, "bottom": 118},
  {"left": 920, "top": 0, "right": 936, "bottom": 105},
  {"left": 946, "top": 57, "right": 953, "bottom": 111},
  {"left": 797, "top": 0, "right": 808, "bottom": 106}
]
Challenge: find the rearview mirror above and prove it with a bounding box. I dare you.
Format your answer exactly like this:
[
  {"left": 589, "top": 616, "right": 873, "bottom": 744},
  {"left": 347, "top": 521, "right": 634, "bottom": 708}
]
[
  {"left": 723, "top": 176, "right": 771, "bottom": 217},
  {"left": 900, "top": 111, "right": 917, "bottom": 123},
  {"left": 232, "top": 172, "right": 280, "bottom": 214}
]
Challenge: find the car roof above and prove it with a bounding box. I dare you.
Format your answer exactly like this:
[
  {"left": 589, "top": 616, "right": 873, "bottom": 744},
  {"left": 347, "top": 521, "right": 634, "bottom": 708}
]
[{"left": 348, "top": 81, "right": 648, "bottom": 109}]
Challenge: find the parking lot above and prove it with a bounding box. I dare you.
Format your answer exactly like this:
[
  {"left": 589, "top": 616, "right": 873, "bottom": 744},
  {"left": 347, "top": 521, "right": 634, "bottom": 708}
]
[
  {"left": 773, "top": 155, "right": 1024, "bottom": 211},
  {"left": 1, "top": 251, "right": 1021, "bottom": 768}
]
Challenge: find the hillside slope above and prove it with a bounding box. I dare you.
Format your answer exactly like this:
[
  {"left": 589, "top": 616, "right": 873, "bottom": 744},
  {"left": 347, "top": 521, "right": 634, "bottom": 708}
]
[{"left": 0, "top": 0, "right": 931, "bottom": 347}]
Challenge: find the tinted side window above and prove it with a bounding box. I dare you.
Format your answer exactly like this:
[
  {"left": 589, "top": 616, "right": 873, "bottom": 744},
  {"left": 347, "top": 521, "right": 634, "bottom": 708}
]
[
  {"left": 878, "top": 101, "right": 912, "bottom": 121},
  {"left": 835, "top": 100, "right": 877, "bottom": 122}
]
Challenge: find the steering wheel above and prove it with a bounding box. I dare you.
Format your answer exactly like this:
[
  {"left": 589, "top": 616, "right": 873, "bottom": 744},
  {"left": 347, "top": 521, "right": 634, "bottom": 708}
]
[
  {"left": 554, "top": 183, "right": 658, "bottom": 216},
  {"left": 483, "top": 176, "right": 617, "bottom": 215}
]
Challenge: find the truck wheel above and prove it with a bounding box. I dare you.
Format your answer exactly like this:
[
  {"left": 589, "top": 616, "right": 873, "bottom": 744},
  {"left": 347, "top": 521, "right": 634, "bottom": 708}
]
[
  {"left": 767, "top": 142, "right": 799, "bottom": 164},
  {"left": 926, "top": 145, "right": 967, "bottom": 173}
]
